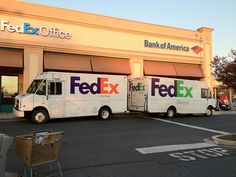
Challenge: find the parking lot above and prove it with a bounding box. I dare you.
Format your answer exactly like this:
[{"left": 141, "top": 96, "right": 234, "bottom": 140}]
[{"left": 1, "top": 112, "right": 236, "bottom": 177}]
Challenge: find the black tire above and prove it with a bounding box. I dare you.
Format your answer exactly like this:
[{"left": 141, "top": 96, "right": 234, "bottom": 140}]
[
  {"left": 99, "top": 107, "right": 111, "bottom": 120},
  {"left": 31, "top": 109, "right": 49, "bottom": 124},
  {"left": 205, "top": 108, "right": 213, "bottom": 117},
  {"left": 167, "top": 107, "right": 176, "bottom": 118}
]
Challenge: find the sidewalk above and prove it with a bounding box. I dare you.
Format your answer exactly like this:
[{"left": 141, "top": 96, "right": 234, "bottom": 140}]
[
  {"left": 0, "top": 110, "right": 235, "bottom": 122},
  {"left": 0, "top": 112, "right": 20, "bottom": 122},
  {"left": 214, "top": 110, "right": 236, "bottom": 115},
  {"left": 5, "top": 172, "right": 19, "bottom": 177}
]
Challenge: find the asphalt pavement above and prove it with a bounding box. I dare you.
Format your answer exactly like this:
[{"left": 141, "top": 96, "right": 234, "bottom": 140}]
[{"left": 1, "top": 112, "right": 236, "bottom": 177}]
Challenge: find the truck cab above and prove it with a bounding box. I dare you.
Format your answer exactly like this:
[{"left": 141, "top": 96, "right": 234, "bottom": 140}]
[{"left": 14, "top": 73, "right": 64, "bottom": 124}]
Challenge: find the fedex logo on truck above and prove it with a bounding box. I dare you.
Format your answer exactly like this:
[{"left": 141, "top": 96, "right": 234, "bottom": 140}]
[
  {"left": 129, "top": 82, "right": 145, "bottom": 91},
  {"left": 70, "top": 77, "right": 119, "bottom": 95},
  {"left": 151, "top": 78, "right": 193, "bottom": 98}
]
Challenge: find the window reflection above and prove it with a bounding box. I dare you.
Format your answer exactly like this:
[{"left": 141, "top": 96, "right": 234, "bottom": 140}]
[
  {"left": 1, "top": 76, "right": 18, "bottom": 96},
  {"left": 1, "top": 76, "right": 18, "bottom": 104}
]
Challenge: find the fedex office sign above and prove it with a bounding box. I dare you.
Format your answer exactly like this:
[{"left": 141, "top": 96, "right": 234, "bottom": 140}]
[
  {"left": 151, "top": 78, "right": 193, "bottom": 98},
  {"left": 70, "top": 77, "right": 119, "bottom": 95},
  {"left": 0, "top": 20, "right": 71, "bottom": 39}
]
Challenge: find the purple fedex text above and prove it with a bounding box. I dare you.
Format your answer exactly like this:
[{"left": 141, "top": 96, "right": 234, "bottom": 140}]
[
  {"left": 151, "top": 78, "right": 193, "bottom": 98},
  {"left": 70, "top": 77, "right": 119, "bottom": 95}
]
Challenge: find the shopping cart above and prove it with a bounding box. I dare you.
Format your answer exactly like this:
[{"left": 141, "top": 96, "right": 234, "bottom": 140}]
[{"left": 15, "top": 131, "right": 64, "bottom": 177}]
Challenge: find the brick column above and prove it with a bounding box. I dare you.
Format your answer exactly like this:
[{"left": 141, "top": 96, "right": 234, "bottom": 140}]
[
  {"left": 23, "top": 47, "right": 43, "bottom": 92},
  {"left": 129, "top": 57, "right": 143, "bottom": 78},
  {"left": 198, "top": 27, "right": 214, "bottom": 90}
]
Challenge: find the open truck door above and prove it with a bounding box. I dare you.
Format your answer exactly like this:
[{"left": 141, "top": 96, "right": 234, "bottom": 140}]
[{"left": 128, "top": 78, "right": 146, "bottom": 111}]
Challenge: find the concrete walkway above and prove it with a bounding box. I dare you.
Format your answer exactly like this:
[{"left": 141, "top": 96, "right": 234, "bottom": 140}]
[
  {"left": 0, "top": 112, "right": 19, "bottom": 122},
  {"left": 0, "top": 110, "right": 235, "bottom": 122},
  {"left": 0, "top": 112, "right": 17, "bottom": 119},
  {"left": 5, "top": 172, "right": 20, "bottom": 177},
  {"left": 0, "top": 112, "right": 24, "bottom": 123},
  {"left": 214, "top": 110, "right": 236, "bottom": 115}
]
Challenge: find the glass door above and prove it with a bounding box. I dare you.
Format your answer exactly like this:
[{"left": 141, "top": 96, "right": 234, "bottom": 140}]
[{"left": 0, "top": 75, "right": 19, "bottom": 112}]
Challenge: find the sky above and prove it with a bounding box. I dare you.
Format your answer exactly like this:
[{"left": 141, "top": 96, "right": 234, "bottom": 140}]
[{"left": 23, "top": 0, "right": 236, "bottom": 58}]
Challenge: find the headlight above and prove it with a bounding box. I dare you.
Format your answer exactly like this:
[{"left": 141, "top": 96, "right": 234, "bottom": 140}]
[
  {"left": 19, "top": 100, "right": 21, "bottom": 109},
  {"left": 15, "top": 99, "right": 19, "bottom": 109},
  {"left": 14, "top": 99, "right": 21, "bottom": 110}
]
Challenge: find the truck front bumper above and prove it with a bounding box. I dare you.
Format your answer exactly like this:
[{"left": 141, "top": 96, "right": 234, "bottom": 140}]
[{"left": 13, "top": 108, "right": 24, "bottom": 117}]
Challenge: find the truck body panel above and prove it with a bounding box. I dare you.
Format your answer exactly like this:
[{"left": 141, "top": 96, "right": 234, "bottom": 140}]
[{"left": 14, "top": 72, "right": 128, "bottom": 120}]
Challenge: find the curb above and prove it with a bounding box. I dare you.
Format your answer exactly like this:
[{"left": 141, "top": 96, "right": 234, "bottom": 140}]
[
  {"left": 0, "top": 110, "right": 235, "bottom": 122},
  {"left": 0, "top": 118, "right": 25, "bottom": 122},
  {"left": 212, "top": 134, "right": 236, "bottom": 147},
  {"left": 214, "top": 111, "right": 236, "bottom": 115},
  {"left": 5, "top": 172, "right": 21, "bottom": 177}
]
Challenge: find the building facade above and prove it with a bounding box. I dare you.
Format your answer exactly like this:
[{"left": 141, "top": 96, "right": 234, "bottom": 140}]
[{"left": 0, "top": 0, "right": 213, "bottom": 112}]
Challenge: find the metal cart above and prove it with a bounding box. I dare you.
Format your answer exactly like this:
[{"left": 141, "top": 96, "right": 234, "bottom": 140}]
[
  {"left": 0, "top": 133, "right": 14, "bottom": 177},
  {"left": 15, "top": 131, "right": 64, "bottom": 177}
]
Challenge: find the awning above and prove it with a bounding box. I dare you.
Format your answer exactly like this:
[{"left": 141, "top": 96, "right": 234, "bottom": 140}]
[
  {"left": 174, "top": 63, "right": 204, "bottom": 78},
  {"left": 144, "top": 61, "right": 204, "bottom": 78},
  {"left": 91, "top": 56, "right": 131, "bottom": 74},
  {"left": 144, "top": 61, "right": 177, "bottom": 76},
  {"left": 0, "top": 48, "right": 23, "bottom": 68},
  {"left": 44, "top": 52, "right": 92, "bottom": 72}
]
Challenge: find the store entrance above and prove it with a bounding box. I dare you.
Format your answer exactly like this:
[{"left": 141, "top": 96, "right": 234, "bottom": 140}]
[{"left": 0, "top": 75, "right": 19, "bottom": 112}]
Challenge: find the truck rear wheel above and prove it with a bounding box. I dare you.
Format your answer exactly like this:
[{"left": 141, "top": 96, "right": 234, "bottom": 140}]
[
  {"left": 167, "top": 107, "right": 176, "bottom": 118},
  {"left": 206, "top": 108, "right": 213, "bottom": 117},
  {"left": 99, "top": 107, "right": 111, "bottom": 120},
  {"left": 31, "top": 109, "right": 49, "bottom": 124}
]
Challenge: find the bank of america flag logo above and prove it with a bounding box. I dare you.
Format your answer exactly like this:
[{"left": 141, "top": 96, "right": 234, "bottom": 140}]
[{"left": 191, "top": 46, "right": 203, "bottom": 54}]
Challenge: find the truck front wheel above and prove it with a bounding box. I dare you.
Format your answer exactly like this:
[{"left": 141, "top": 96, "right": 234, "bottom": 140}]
[
  {"left": 99, "top": 107, "right": 111, "bottom": 120},
  {"left": 31, "top": 109, "right": 49, "bottom": 124}
]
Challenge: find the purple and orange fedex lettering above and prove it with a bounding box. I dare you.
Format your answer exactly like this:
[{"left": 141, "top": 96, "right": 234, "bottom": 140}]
[
  {"left": 70, "top": 76, "right": 119, "bottom": 95},
  {"left": 100, "top": 78, "right": 108, "bottom": 94}
]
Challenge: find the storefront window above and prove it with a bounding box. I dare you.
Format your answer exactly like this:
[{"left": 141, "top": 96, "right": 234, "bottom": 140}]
[
  {"left": 1, "top": 76, "right": 18, "bottom": 101},
  {"left": 0, "top": 75, "right": 19, "bottom": 112}
]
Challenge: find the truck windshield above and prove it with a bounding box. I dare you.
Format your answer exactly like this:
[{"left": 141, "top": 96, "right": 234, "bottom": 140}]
[{"left": 26, "top": 80, "right": 43, "bottom": 94}]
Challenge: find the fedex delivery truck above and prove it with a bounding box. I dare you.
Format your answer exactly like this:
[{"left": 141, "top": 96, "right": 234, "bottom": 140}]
[
  {"left": 128, "top": 76, "right": 216, "bottom": 117},
  {"left": 13, "top": 72, "right": 127, "bottom": 124}
]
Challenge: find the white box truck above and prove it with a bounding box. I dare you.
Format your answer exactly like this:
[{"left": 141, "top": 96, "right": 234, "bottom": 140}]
[
  {"left": 13, "top": 72, "right": 128, "bottom": 124},
  {"left": 128, "top": 76, "right": 216, "bottom": 117}
]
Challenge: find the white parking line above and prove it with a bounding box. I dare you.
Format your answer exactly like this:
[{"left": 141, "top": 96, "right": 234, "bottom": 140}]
[
  {"left": 136, "top": 142, "right": 217, "bottom": 154},
  {"left": 151, "top": 118, "right": 230, "bottom": 135}
]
